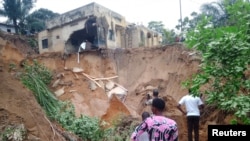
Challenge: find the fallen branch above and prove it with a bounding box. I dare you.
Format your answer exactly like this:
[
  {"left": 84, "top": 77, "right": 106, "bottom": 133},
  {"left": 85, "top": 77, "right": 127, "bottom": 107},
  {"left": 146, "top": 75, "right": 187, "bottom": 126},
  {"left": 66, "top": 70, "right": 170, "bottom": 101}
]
[
  {"left": 72, "top": 72, "right": 79, "bottom": 79},
  {"left": 82, "top": 73, "right": 102, "bottom": 87},
  {"left": 28, "top": 110, "right": 50, "bottom": 141},
  {"left": 44, "top": 116, "right": 56, "bottom": 141},
  {"left": 93, "top": 76, "right": 118, "bottom": 81},
  {"left": 82, "top": 72, "right": 96, "bottom": 79},
  {"left": 53, "top": 124, "right": 80, "bottom": 141}
]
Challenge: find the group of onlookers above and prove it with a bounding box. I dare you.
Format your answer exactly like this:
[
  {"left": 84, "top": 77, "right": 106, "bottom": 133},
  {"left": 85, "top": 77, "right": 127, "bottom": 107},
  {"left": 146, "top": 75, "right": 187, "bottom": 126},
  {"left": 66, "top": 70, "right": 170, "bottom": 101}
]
[{"left": 131, "top": 89, "right": 204, "bottom": 141}]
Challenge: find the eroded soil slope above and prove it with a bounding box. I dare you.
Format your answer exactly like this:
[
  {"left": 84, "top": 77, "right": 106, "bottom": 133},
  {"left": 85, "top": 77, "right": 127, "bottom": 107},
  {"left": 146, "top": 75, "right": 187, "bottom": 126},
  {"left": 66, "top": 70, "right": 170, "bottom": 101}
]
[
  {"left": 0, "top": 33, "right": 232, "bottom": 141},
  {"left": 0, "top": 34, "right": 67, "bottom": 140}
]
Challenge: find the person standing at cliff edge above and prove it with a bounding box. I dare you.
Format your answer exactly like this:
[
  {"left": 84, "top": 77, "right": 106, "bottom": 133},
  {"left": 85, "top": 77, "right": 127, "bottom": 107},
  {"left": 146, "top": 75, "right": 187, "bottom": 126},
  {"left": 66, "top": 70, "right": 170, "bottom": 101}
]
[{"left": 177, "top": 89, "right": 204, "bottom": 141}]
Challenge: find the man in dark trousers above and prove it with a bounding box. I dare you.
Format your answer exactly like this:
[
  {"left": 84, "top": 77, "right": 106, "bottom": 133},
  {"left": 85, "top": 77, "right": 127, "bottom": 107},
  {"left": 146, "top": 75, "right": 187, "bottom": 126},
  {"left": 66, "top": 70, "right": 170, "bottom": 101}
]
[{"left": 177, "top": 89, "right": 204, "bottom": 141}]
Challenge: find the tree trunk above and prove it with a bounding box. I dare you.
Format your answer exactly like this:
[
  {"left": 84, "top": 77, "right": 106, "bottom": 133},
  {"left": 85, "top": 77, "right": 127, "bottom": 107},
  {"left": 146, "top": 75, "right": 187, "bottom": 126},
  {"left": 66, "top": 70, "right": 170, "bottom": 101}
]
[{"left": 13, "top": 18, "right": 18, "bottom": 34}]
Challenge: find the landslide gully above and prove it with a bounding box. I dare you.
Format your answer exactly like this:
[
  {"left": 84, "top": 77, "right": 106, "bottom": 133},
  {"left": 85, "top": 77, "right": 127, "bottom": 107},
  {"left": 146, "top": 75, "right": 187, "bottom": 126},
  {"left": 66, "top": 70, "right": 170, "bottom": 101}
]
[{"left": 1, "top": 34, "right": 231, "bottom": 141}]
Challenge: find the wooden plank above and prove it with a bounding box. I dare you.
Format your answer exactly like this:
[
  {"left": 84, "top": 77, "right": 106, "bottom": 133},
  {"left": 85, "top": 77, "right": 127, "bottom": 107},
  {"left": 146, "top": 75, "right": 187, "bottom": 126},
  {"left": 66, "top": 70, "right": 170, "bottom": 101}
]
[
  {"left": 93, "top": 76, "right": 118, "bottom": 81},
  {"left": 82, "top": 73, "right": 102, "bottom": 87}
]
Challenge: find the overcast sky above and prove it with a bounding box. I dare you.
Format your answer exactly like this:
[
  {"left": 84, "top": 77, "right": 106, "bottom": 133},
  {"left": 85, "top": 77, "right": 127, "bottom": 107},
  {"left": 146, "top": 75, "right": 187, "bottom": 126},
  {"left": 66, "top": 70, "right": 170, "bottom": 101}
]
[
  {"left": 33, "top": 0, "right": 217, "bottom": 30},
  {"left": 1, "top": 0, "right": 217, "bottom": 30}
]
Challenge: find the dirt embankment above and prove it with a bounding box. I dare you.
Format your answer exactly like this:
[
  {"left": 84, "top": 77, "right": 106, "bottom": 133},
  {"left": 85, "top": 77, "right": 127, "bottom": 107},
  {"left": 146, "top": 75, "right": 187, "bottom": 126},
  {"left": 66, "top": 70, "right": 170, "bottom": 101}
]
[
  {"left": 0, "top": 35, "right": 66, "bottom": 140},
  {"left": 0, "top": 33, "right": 232, "bottom": 141}
]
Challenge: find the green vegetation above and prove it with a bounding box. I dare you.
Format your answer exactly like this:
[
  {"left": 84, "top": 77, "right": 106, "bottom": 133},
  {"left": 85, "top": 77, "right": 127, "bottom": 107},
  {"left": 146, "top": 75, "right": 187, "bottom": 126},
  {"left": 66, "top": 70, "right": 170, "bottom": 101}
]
[
  {"left": 8, "top": 62, "right": 16, "bottom": 72},
  {"left": 0, "top": 0, "right": 35, "bottom": 34},
  {"left": 0, "top": 124, "right": 26, "bottom": 141},
  {"left": 6, "top": 0, "right": 250, "bottom": 139},
  {"left": 20, "top": 60, "right": 59, "bottom": 117},
  {"left": 0, "top": 1, "right": 59, "bottom": 34},
  {"left": 20, "top": 60, "right": 111, "bottom": 140},
  {"left": 54, "top": 102, "right": 111, "bottom": 141},
  {"left": 27, "top": 38, "right": 38, "bottom": 49},
  {"left": 108, "top": 115, "right": 138, "bottom": 141},
  {"left": 183, "top": 0, "right": 250, "bottom": 124},
  {"left": 24, "top": 8, "right": 59, "bottom": 34},
  {"left": 147, "top": 21, "right": 177, "bottom": 44}
]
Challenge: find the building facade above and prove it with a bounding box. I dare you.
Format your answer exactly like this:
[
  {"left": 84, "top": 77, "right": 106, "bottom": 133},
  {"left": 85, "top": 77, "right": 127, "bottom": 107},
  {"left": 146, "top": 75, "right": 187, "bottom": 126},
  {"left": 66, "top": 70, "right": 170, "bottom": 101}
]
[
  {"left": 0, "top": 23, "right": 15, "bottom": 33},
  {"left": 38, "top": 2, "right": 162, "bottom": 54}
]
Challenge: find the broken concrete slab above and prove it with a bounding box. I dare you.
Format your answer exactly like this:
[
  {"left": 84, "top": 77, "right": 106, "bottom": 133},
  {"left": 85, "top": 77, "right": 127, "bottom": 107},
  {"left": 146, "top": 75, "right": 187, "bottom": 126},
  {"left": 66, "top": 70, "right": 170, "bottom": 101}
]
[
  {"left": 72, "top": 67, "right": 84, "bottom": 73},
  {"left": 52, "top": 79, "right": 60, "bottom": 88},
  {"left": 107, "top": 86, "right": 127, "bottom": 100},
  {"left": 105, "top": 80, "right": 115, "bottom": 90},
  {"left": 54, "top": 87, "right": 65, "bottom": 97},
  {"left": 89, "top": 80, "right": 97, "bottom": 91},
  {"left": 56, "top": 73, "right": 64, "bottom": 78}
]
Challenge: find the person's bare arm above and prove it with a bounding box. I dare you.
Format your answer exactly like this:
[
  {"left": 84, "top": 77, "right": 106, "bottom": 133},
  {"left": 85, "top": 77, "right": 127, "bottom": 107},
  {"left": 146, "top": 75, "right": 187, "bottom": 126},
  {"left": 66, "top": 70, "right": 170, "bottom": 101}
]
[
  {"left": 199, "top": 104, "right": 204, "bottom": 109},
  {"left": 177, "top": 104, "right": 186, "bottom": 115},
  {"left": 199, "top": 104, "right": 204, "bottom": 115}
]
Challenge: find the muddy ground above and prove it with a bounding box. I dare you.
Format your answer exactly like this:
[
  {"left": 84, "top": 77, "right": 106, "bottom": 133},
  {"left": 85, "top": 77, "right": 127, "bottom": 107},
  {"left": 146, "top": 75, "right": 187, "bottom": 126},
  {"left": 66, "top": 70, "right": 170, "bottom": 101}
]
[{"left": 0, "top": 32, "right": 232, "bottom": 141}]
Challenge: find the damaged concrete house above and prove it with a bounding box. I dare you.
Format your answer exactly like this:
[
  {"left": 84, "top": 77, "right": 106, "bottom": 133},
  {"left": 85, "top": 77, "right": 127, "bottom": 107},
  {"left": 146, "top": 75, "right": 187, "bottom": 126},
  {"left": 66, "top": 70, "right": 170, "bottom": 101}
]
[{"left": 38, "top": 2, "right": 162, "bottom": 54}]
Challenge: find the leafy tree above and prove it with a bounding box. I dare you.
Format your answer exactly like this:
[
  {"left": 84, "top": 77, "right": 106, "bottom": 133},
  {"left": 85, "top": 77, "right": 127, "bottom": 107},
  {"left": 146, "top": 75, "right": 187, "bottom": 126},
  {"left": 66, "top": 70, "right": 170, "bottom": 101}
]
[
  {"left": 184, "top": 0, "right": 250, "bottom": 124},
  {"left": 22, "top": 8, "right": 59, "bottom": 34},
  {"left": 148, "top": 21, "right": 165, "bottom": 33},
  {"left": 201, "top": 1, "right": 227, "bottom": 27},
  {"left": 175, "top": 0, "right": 243, "bottom": 33},
  {"left": 0, "top": 0, "right": 36, "bottom": 34},
  {"left": 148, "top": 21, "right": 176, "bottom": 45},
  {"left": 200, "top": 0, "right": 242, "bottom": 27},
  {"left": 163, "top": 29, "right": 176, "bottom": 44},
  {"left": 176, "top": 16, "right": 189, "bottom": 32},
  {"left": 176, "top": 12, "right": 203, "bottom": 33}
]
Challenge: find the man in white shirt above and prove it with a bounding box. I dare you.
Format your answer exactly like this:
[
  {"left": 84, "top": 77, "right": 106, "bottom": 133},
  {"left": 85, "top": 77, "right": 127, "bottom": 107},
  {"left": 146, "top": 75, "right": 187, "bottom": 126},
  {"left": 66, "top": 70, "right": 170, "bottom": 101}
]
[{"left": 177, "top": 89, "right": 204, "bottom": 141}]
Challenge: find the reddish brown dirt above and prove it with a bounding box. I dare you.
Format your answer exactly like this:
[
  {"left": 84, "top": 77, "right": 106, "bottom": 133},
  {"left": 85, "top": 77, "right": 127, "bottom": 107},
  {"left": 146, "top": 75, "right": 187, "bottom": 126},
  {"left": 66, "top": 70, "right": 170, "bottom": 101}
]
[
  {"left": 0, "top": 62, "right": 66, "bottom": 140},
  {"left": 0, "top": 33, "right": 233, "bottom": 141},
  {"left": 101, "top": 95, "right": 131, "bottom": 125}
]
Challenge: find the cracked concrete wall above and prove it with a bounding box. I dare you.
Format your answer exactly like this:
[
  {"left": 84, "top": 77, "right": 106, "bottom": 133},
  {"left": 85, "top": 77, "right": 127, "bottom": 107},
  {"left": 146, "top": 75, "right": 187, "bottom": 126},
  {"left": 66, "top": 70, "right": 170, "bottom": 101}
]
[
  {"left": 38, "top": 19, "right": 88, "bottom": 54},
  {"left": 94, "top": 3, "right": 126, "bottom": 49},
  {"left": 46, "top": 2, "right": 126, "bottom": 30},
  {"left": 125, "top": 25, "right": 162, "bottom": 48},
  {"left": 46, "top": 3, "right": 94, "bottom": 30},
  {"left": 38, "top": 2, "right": 127, "bottom": 54},
  {"left": 38, "top": 2, "right": 161, "bottom": 54}
]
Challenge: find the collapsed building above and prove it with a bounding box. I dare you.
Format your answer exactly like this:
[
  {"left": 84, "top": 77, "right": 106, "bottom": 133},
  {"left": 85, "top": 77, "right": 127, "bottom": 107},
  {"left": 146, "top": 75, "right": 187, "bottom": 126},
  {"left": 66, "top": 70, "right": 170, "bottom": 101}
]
[{"left": 38, "top": 2, "right": 162, "bottom": 54}]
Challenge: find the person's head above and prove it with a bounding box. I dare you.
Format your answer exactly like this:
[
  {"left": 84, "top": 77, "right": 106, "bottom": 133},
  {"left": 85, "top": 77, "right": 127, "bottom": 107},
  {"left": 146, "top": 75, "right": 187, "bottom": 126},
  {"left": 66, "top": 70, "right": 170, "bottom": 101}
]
[
  {"left": 147, "top": 93, "right": 151, "bottom": 100},
  {"left": 200, "top": 93, "right": 203, "bottom": 98},
  {"left": 141, "top": 111, "right": 150, "bottom": 121},
  {"left": 151, "top": 98, "right": 165, "bottom": 115},
  {"left": 153, "top": 89, "right": 159, "bottom": 97},
  {"left": 188, "top": 89, "right": 192, "bottom": 94}
]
